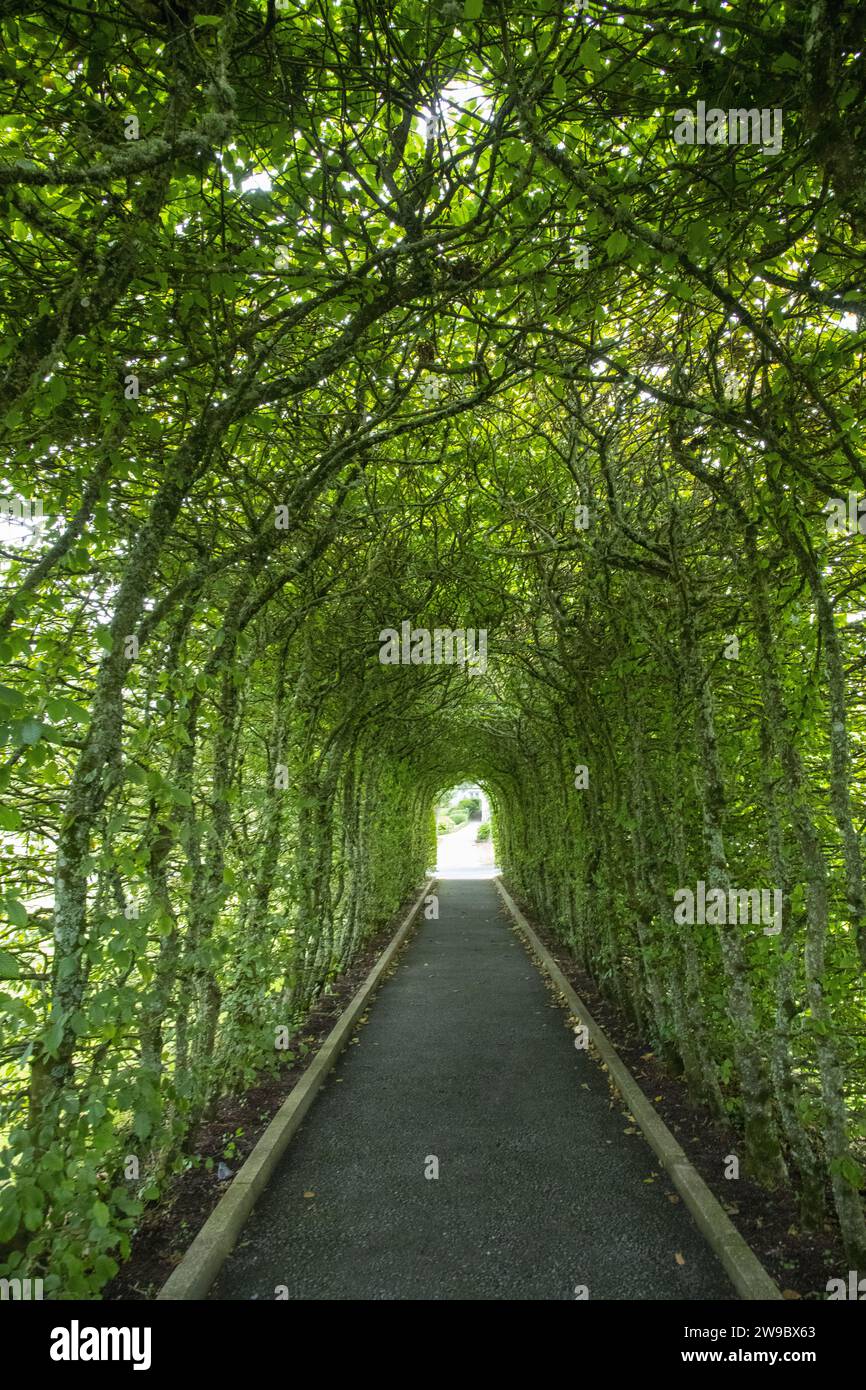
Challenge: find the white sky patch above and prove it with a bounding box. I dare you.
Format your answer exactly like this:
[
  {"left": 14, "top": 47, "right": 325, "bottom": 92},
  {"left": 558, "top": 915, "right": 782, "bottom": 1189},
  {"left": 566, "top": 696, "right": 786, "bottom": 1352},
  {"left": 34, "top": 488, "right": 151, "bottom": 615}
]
[
  {"left": 417, "top": 79, "right": 493, "bottom": 138},
  {"left": 0, "top": 507, "right": 47, "bottom": 552},
  {"left": 242, "top": 170, "right": 273, "bottom": 193}
]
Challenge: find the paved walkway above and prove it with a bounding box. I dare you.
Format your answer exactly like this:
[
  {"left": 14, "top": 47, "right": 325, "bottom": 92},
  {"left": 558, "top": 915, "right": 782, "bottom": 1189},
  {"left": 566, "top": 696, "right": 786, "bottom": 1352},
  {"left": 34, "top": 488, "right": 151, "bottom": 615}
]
[
  {"left": 435, "top": 818, "right": 497, "bottom": 877},
  {"left": 212, "top": 879, "right": 735, "bottom": 1300}
]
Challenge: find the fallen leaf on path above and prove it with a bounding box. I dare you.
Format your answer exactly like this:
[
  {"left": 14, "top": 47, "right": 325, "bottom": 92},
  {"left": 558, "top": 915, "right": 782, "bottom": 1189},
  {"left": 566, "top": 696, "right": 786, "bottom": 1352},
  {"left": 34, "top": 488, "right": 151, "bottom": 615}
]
[
  {"left": 675, "top": 1252, "right": 685, "bottom": 1266},
  {"left": 782, "top": 1289, "right": 802, "bottom": 1300},
  {"left": 303, "top": 1191, "right": 315, "bottom": 1199}
]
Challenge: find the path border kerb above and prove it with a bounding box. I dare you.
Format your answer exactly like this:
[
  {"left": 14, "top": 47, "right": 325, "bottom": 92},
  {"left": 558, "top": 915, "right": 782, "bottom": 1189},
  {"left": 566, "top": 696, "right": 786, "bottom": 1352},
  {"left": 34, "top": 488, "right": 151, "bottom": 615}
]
[
  {"left": 495, "top": 878, "right": 783, "bottom": 1302},
  {"left": 157, "top": 878, "right": 436, "bottom": 1300}
]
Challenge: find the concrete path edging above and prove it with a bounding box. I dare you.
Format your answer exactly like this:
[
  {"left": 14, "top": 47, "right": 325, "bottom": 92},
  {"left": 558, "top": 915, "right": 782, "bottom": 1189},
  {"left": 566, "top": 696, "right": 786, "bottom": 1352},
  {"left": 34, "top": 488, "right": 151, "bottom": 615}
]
[
  {"left": 495, "top": 878, "right": 783, "bottom": 1302},
  {"left": 157, "top": 878, "right": 436, "bottom": 1300}
]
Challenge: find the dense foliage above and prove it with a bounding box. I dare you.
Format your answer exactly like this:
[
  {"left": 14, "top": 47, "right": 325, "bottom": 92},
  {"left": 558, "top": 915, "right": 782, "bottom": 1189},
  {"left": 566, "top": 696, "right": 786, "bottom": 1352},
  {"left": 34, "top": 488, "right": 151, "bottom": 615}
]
[{"left": 1, "top": 0, "right": 865, "bottom": 1293}]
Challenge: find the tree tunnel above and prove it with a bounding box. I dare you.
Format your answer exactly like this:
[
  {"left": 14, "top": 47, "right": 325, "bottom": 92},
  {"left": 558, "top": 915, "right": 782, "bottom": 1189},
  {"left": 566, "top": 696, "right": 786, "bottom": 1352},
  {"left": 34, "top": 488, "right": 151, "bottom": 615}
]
[{"left": 1, "top": 0, "right": 865, "bottom": 1305}]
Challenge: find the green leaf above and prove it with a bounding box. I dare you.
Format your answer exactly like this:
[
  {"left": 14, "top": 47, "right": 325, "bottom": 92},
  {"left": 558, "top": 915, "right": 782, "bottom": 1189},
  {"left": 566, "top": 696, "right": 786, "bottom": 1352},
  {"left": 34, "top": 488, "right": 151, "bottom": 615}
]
[
  {"left": 42, "top": 1016, "right": 65, "bottom": 1056},
  {"left": 0, "top": 949, "right": 20, "bottom": 978},
  {"left": 0, "top": 1196, "right": 20, "bottom": 1243},
  {"left": 91, "top": 1200, "right": 111, "bottom": 1227},
  {"left": 93, "top": 1254, "right": 119, "bottom": 1282},
  {"left": 23, "top": 1203, "right": 44, "bottom": 1232},
  {"left": 4, "top": 899, "right": 27, "bottom": 927},
  {"left": 18, "top": 718, "right": 44, "bottom": 746},
  {"left": 605, "top": 229, "right": 628, "bottom": 257},
  {"left": 581, "top": 34, "right": 602, "bottom": 72}
]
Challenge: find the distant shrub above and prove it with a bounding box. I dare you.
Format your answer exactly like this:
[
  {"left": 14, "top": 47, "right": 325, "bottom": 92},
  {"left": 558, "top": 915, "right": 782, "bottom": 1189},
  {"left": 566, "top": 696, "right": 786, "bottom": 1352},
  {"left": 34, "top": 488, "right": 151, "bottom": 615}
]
[
  {"left": 436, "top": 814, "right": 455, "bottom": 833},
  {"left": 476, "top": 821, "right": 491, "bottom": 841},
  {"left": 449, "top": 808, "right": 469, "bottom": 826}
]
